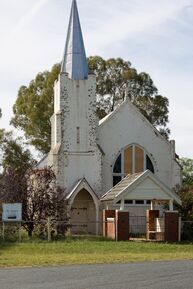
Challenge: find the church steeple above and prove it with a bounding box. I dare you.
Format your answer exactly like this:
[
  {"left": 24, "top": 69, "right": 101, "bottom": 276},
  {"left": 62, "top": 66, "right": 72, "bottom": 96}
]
[{"left": 61, "top": 0, "right": 88, "bottom": 80}]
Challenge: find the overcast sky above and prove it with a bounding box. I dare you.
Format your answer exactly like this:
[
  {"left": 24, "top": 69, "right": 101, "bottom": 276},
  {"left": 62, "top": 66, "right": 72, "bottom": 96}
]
[{"left": 0, "top": 0, "right": 193, "bottom": 158}]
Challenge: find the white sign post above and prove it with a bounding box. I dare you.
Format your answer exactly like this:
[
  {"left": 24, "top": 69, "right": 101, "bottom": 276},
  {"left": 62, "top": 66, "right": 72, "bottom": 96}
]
[
  {"left": 2, "top": 203, "right": 22, "bottom": 241},
  {"left": 2, "top": 203, "right": 22, "bottom": 222}
]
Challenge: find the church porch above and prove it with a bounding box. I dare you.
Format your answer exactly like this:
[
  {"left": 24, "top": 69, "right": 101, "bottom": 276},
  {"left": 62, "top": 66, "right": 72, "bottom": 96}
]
[
  {"left": 101, "top": 170, "right": 182, "bottom": 241},
  {"left": 66, "top": 179, "right": 100, "bottom": 235}
]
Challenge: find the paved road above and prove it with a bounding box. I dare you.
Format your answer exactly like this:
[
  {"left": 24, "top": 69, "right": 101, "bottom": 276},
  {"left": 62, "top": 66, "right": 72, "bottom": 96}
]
[{"left": 0, "top": 260, "right": 193, "bottom": 289}]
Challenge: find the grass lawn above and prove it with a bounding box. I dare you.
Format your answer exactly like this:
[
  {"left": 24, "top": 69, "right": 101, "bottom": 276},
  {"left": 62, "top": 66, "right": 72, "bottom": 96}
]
[{"left": 0, "top": 236, "right": 193, "bottom": 268}]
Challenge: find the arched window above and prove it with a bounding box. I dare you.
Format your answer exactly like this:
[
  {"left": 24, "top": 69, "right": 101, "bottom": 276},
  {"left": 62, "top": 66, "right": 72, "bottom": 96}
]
[{"left": 113, "top": 145, "right": 155, "bottom": 186}]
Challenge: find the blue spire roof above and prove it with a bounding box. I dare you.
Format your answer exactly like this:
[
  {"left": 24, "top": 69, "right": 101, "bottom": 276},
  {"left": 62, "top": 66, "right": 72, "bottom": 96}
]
[{"left": 61, "top": 0, "right": 88, "bottom": 80}]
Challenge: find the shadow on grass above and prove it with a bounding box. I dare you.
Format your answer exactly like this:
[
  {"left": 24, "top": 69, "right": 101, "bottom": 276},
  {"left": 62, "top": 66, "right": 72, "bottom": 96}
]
[
  {"left": 0, "top": 233, "right": 113, "bottom": 245},
  {"left": 1, "top": 229, "right": 193, "bottom": 248}
]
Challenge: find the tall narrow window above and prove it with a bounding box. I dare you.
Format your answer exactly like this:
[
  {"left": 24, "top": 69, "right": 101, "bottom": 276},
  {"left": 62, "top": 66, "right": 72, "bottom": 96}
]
[
  {"left": 146, "top": 155, "right": 154, "bottom": 173},
  {"left": 113, "top": 154, "right": 121, "bottom": 173},
  {"left": 76, "top": 127, "right": 80, "bottom": 144}
]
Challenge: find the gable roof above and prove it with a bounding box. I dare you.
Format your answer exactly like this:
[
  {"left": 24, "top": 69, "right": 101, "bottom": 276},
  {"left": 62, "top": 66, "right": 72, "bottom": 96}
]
[
  {"left": 99, "top": 101, "right": 125, "bottom": 126},
  {"left": 99, "top": 98, "right": 172, "bottom": 147},
  {"left": 66, "top": 178, "right": 99, "bottom": 207},
  {"left": 101, "top": 172, "right": 143, "bottom": 201},
  {"left": 100, "top": 170, "right": 181, "bottom": 205}
]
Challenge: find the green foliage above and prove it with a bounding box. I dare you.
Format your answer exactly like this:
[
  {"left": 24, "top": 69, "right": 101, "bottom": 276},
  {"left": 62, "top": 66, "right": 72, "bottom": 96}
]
[
  {"left": 179, "top": 158, "right": 193, "bottom": 187},
  {"left": 11, "top": 64, "right": 61, "bottom": 154},
  {"left": 176, "top": 159, "right": 193, "bottom": 226},
  {"left": 176, "top": 159, "right": 193, "bottom": 220},
  {"left": 0, "top": 129, "right": 4, "bottom": 143},
  {"left": 177, "top": 187, "right": 193, "bottom": 220},
  {"left": 11, "top": 57, "right": 170, "bottom": 154},
  {"left": 0, "top": 132, "right": 34, "bottom": 175},
  {"left": 89, "top": 56, "right": 170, "bottom": 137},
  {"left": 0, "top": 108, "right": 5, "bottom": 145},
  {"left": 0, "top": 133, "right": 34, "bottom": 216},
  {"left": 181, "top": 222, "right": 193, "bottom": 241},
  {"left": 0, "top": 128, "right": 67, "bottom": 238}
]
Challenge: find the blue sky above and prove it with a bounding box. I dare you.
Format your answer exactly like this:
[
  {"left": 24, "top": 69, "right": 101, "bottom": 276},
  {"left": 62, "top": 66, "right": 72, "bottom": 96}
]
[{"left": 0, "top": 0, "right": 193, "bottom": 158}]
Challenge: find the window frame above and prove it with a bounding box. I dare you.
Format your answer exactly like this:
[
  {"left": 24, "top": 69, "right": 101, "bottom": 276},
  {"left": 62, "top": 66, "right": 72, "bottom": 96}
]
[
  {"left": 112, "top": 144, "right": 155, "bottom": 186},
  {"left": 116, "top": 199, "right": 152, "bottom": 207}
]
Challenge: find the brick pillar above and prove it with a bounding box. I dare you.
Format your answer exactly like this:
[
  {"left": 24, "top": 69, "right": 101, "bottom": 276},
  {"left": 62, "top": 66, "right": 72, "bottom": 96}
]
[
  {"left": 165, "top": 211, "right": 179, "bottom": 242},
  {"left": 146, "top": 210, "right": 159, "bottom": 240},
  {"left": 103, "top": 210, "right": 115, "bottom": 237},
  {"left": 115, "top": 210, "right": 129, "bottom": 241},
  {"left": 106, "top": 218, "right": 116, "bottom": 240}
]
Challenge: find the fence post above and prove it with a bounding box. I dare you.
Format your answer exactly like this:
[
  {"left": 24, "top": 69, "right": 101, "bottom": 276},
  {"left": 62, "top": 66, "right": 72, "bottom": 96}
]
[
  {"left": 178, "top": 217, "right": 181, "bottom": 242},
  {"left": 18, "top": 222, "right": 21, "bottom": 242},
  {"left": 2, "top": 222, "right": 5, "bottom": 241},
  {"left": 47, "top": 217, "right": 51, "bottom": 242}
]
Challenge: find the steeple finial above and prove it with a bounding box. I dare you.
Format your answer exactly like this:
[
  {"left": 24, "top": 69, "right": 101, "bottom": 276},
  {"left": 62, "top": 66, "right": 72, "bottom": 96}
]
[{"left": 61, "top": 0, "right": 88, "bottom": 80}]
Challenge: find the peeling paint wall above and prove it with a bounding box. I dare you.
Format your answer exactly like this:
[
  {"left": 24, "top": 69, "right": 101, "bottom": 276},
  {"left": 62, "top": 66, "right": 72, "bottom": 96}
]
[{"left": 48, "top": 73, "right": 102, "bottom": 197}]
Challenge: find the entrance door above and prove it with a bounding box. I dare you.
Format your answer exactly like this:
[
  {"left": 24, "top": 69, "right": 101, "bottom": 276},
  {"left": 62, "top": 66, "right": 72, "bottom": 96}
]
[
  {"left": 71, "top": 205, "right": 88, "bottom": 233},
  {"left": 70, "top": 189, "right": 96, "bottom": 234}
]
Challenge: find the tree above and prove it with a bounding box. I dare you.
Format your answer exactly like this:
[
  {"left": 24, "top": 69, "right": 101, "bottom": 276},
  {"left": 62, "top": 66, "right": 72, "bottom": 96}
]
[
  {"left": 24, "top": 167, "right": 68, "bottom": 237},
  {"left": 0, "top": 108, "right": 5, "bottom": 145},
  {"left": 176, "top": 158, "right": 193, "bottom": 219},
  {"left": 0, "top": 132, "right": 68, "bottom": 237},
  {"left": 0, "top": 166, "right": 68, "bottom": 237},
  {"left": 177, "top": 186, "right": 193, "bottom": 240},
  {"left": 0, "top": 134, "right": 35, "bottom": 220},
  {"left": 177, "top": 187, "right": 193, "bottom": 220},
  {"left": 89, "top": 56, "right": 170, "bottom": 136},
  {"left": 0, "top": 133, "right": 34, "bottom": 174},
  {"left": 0, "top": 166, "right": 27, "bottom": 205},
  {"left": 11, "top": 57, "right": 170, "bottom": 154},
  {"left": 11, "top": 64, "right": 61, "bottom": 154},
  {"left": 175, "top": 158, "right": 193, "bottom": 240},
  {"left": 179, "top": 158, "right": 193, "bottom": 187}
]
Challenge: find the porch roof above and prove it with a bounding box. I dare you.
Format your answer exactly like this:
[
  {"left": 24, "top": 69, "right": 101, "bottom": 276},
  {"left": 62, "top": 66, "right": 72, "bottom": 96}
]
[
  {"left": 66, "top": 178, "right": 99, "bottom": 207},
  {"left": 100, "top": 170, "right": 181, "bottom": 205}
]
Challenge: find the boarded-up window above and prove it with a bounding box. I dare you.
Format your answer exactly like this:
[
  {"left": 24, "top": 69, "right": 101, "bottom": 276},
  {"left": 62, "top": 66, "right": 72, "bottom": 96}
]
[
  {"left": 112, "top": 145, "right": 155, "bottom": 188},
  {"left": 124, "top": 146, "right": 133, "bottom": 174},
  {"left": 135, "top": 146, "right": 144, "bottom": 173}
]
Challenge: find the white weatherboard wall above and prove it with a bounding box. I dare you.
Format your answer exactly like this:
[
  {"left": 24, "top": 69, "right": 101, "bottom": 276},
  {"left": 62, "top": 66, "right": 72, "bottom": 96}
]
[
  {"left": 48, "top": 73, "right": 102, "bottom": 196},
  {"left": 122, "top": 177, "right": 172, "bottom": 200},
  {"left": 98, "top": 100, "right": 181, "bottom": 194}
]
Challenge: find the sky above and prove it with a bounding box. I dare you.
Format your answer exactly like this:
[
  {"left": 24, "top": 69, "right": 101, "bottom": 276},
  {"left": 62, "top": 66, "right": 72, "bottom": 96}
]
[{"left": 0, "top": 0, "right": 193, "bottom": 158}]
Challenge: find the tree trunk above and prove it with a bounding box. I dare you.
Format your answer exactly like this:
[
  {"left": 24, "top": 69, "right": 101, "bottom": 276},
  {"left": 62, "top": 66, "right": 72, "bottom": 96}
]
[{"left": 28, "top": 223, "right": 34, "bottom": 237}]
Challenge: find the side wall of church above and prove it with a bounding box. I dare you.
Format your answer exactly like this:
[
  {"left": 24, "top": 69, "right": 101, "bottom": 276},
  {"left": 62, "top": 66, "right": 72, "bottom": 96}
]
[
  {"left": 48, "top": 73, "right": 102, "bottom": 196},
  {"left": 98, "top": 101, "right": 181, "bottom": 194}
]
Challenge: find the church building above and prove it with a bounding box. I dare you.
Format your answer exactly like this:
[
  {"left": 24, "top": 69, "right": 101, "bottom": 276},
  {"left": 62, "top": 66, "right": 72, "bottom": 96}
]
[{"left": 38, "top": 0, "right": 181, "bottom": 235}]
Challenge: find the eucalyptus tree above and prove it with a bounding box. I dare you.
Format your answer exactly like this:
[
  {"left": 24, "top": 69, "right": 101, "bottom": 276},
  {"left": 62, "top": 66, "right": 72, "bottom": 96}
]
[{"left": 11, "top": 57, "right": 170, "bottom": 154}]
